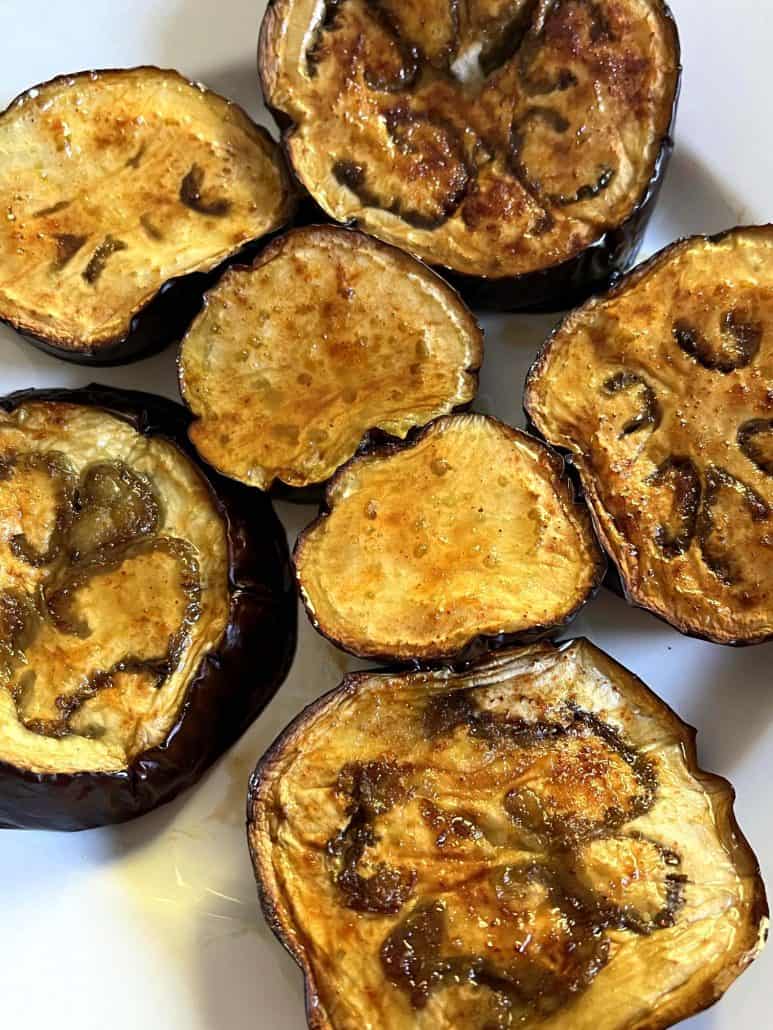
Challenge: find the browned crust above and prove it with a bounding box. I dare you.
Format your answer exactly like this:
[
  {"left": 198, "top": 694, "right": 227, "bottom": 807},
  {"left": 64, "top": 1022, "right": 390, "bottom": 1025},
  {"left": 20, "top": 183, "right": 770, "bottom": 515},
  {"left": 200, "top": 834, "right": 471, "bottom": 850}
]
[
  {"left": 524, "top": 224, "right": 773, "bottom": 647},
  {"left": 246, "top": 637, "right": 768, "bottom": 1030},
  {"left": 293, "top": 414, "right": 606, "bottom": 664},
  {"left": 177, "top": 224, "right": 484, "bottom": 492},
  {"left": 257, "top": 0, "right": 682, "bottom": 311},
  {"left": 0, "top": 66, "right": 296, "bottom": 362}
]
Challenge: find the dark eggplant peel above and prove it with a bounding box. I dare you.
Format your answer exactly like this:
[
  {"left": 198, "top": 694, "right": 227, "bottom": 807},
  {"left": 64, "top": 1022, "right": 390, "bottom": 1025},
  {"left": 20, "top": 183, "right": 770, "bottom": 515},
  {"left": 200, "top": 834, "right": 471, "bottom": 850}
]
[
  {"left": 0, "top": 386, "right": 296, "bottom": 830},
  {"left": 248, "top": 638, "right": 767, "bottom": 1030},
  {"left": 0, "top": 67, "right": 294, "bottom": 364},
  {"left": 178, "top": 225, "right": 483, "bottom": 491},
  {"left": 259, "top": 0, "right": 680, "bottom": 309},
  {"left": 294, "top": 414, "right": 604, "bottom": 662},
  {"left": 526, "top": 225, "right": 773, "bottom": 645}
]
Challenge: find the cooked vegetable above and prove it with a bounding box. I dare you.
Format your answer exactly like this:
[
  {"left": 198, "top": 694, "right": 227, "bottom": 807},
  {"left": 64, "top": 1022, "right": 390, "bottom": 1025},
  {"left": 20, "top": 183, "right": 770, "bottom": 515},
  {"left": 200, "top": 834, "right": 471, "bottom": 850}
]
[
  {"left": 178, "top": 225, "right": 482, "bottom": 491},
  {"left": 294, "top": 414, "right": 603, "bottom": 661},
  {"left": 0, "top": 386, "right": 296, "bottom": 830},
  {"left": 526, "top": 225, "right": 773, "bottom": 645},
  {"left": 248, "top": 638, "right": 767, "bottom": 1030},
  {"left": 259, "top": 0, "right": 680, "bottom": 309},
  {"left": 0, "top": 68, "right": 294, "bottom": 364}
]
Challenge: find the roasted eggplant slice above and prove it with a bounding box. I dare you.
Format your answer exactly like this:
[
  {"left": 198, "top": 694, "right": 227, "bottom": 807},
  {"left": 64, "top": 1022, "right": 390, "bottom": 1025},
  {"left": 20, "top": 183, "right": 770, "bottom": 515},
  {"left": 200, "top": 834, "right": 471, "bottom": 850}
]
[
  {"left": 259, "top": 0, "right": 680, "bottom": 310},
  {"left": 0, "top": 68, "right": 294, "bottom": 364},
  {"left": 248, "top": 638, "right": 767, "bottom": 1030},
  {"left": 526, "top": 225, "right": 773, "bottom": 645},
  {"left": 0, "top": 386, "right": 296, "bottom": 830},
  {"left": 294, "top": 414, "right": 604, "bottom": 662},
  {"left": 178, "top": 225, "right": 482, "bottom": 491}
]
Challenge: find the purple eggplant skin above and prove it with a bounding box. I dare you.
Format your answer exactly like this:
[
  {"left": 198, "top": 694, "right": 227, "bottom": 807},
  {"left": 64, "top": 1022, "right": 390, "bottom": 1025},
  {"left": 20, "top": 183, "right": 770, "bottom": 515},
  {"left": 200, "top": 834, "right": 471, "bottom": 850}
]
[
  {"left": 0, "top": 385, "right": 297, "bottom": 831},
  {"left": 257, "top": 3, "right": 680, "bottom": 314}
]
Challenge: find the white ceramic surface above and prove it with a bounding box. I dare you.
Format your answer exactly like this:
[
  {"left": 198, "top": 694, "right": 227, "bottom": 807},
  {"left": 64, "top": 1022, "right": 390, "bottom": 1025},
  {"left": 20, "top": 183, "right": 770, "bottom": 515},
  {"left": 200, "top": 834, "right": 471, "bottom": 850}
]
[{"left": 0, "top": 1, "right": 770, "bottom": 1027}]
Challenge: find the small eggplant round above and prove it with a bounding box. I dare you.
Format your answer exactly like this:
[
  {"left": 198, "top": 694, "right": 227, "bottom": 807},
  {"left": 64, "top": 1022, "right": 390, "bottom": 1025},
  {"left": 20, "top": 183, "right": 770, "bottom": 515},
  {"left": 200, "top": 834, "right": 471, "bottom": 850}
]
[
  {"left": 0, "top": 385, "right": 297, "bottom": 830},
  {"left": 0, "top": 67, "right": 296, "bottom": 365}
]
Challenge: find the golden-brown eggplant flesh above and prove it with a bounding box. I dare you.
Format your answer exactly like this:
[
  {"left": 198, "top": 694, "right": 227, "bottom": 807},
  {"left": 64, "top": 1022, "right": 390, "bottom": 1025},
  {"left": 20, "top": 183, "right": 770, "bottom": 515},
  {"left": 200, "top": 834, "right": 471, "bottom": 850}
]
[
  {"left": 294, "top": 414, "right": 604, "bottom": 661},
  {"left": 525, "top": 225, "right": 773, "bottom": 645},
  {"left": 259, "top": 0, "right": 679, "bottom": 281},
  {"left": 178, "top": 225, "right": 482, "bottom": 490},
  {"left": 0, "top": 399, "right": 230, "bottom": 773},
  {"left": 248, "top": 638, "right": 767, "bottom": 1030},
  {"left": 0, "top": 67, "right": 293, "bottom": 357}
]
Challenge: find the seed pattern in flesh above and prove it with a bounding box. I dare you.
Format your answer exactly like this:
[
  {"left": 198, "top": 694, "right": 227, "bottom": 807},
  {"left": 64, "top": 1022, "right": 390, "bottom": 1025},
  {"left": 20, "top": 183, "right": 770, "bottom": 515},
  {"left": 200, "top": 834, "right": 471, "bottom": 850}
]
[
  {"left": 323, "top": 689, "right": 683, "bottom": 1018},
  {"left": 0, "top": 454, "right": 202, "bottom": 741},
  {"left": 314, "top": 0, "right": 629, "bottom": 230},
  {"left": 600, "top": 321, "right": 770, "bottom": 583}
]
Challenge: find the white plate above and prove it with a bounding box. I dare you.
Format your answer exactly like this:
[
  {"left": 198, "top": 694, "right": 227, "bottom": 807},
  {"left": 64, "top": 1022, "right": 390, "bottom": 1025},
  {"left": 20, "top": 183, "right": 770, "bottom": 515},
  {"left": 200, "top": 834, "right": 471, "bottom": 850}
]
[{"left": 1, "top": 1, "right": 770, "bottom": 1027}]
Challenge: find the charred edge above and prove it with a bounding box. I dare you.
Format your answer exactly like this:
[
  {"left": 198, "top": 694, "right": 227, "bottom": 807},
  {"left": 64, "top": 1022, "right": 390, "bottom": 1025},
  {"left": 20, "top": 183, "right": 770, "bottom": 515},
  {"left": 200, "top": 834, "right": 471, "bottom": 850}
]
[
  {"left": 51, "top": 233, "right": 88, "bottom": 272},
  {"left": 179, "top": 164, "right": 232, "bottom": 217},
  {"left": 738, "top": 419, "right": 773, "bottom": 477},
  {"left": 82, "top": 235, "right": 128, "bottom": 284},
  {"left": 517, "top": 0, "right": 611, "bottom": 95},
  {"left": 697, "top": 466, "right": 770, "bottom": 586},
  {"left": 603, "top": 371, "right": 661, "bottom": 436},
  {"left": 673, "top": 310, "right": 763, "bottom": 373},
  {"left": 647, "top": 456, "right": 701, "bottom": 559}
]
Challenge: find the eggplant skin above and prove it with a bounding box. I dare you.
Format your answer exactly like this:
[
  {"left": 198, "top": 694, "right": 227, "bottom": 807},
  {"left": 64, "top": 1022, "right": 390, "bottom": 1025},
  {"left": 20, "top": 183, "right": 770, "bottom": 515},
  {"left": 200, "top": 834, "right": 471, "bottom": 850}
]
[
  {"left": 258, "top": 1, "right": 680, "bottom": 312},
  {"left": 0, "top": 386, "right": 296, "bottom": 831},
  {"left": 525, "top": 225, "right": 773, "bottom": 646},
  {"left": 247, "top": 639, "right": 768, "bottom": 1030},
  {"left": 292, "top": 414, "right": 610, "bottom": 663},
  {"left": 0, "top": 68, "right": 295, "bottom": 365}
]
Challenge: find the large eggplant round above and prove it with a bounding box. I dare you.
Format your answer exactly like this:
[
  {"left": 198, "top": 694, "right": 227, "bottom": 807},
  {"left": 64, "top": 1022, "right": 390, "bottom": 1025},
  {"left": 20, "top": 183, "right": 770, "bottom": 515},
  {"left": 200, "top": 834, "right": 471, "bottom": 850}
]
[
  {"left": 0, "top": 385, "right": 296, "bottom": 830},
  {"left": 259, "top": 0, "right": 680, "bottom": 311}
]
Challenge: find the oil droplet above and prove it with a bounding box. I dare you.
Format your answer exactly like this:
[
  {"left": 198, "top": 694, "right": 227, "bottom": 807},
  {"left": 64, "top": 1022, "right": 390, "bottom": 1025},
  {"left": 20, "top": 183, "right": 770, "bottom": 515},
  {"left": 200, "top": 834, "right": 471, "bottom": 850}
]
[
  {"left": 297, "top": 372, "right": 313, "bottom": 386},
  {"left": 483, "top": 552, "right": 501, "bottom": 569},
  {"left": 308, "top": 428, "right": 329, "bottom": 445},
  {"left": 431, "top": 458, "right": 451, "bottom": 477},
  {"left": 415, "top": 337, "right": 430, "bottom": 359},
  {"left": 365, "top": 500, "right": 378, "bottom": 520},
  {"left": 497, "top": 476, "right": 509, "bottom": 487},
  {"left": 414, "top": 542, "right": 429, "bottom": 558}
]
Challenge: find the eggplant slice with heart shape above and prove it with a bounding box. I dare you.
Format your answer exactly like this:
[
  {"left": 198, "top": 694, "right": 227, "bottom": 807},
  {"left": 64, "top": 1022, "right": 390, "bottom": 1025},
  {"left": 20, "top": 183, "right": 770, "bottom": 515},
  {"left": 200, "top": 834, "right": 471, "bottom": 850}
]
[
  {"left": 294, "top": 413, "right": 604, "bottom": 662},
  {"left": 0, "top": 68, "right": 294, "bottom": 364},
  {"left": 0, "top": 386, "right": 296, "bottom": 830},
  {"left": 248, "top": 638, "right": 767, "bottom": 1030},
  {"left": 526, "top": 225, "right": 773, "bottom": 645},
  {"left": 178, "top": 225, "right": 483, "bottom": 493},
  {"left": 259, "top": 0, "right": 680, "bottom": 310}
]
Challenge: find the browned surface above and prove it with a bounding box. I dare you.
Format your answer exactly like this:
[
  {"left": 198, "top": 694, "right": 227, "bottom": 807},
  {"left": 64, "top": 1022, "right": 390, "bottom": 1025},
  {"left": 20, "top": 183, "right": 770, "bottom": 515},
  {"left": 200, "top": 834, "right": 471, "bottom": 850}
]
[
  {"left": 0, "top": 401, "right": 229, "bottom": 773},
  {"left": 526, "top": 226, "right": 773, "bottom": 644},
  {"left": 248, "top": 639, "right": 767, "bottom": 1029},
  {"left": 260, "top": 0, "right": 678, "bottom": 278},
  {"left": 294, "top": 414, "right": 603, "bottom": 660},
  {"left": 0, "top": 68, "right": 292, "bottom": 351},
  {"left": 179, "top": 226, "right": 482, "bottom": 489}
]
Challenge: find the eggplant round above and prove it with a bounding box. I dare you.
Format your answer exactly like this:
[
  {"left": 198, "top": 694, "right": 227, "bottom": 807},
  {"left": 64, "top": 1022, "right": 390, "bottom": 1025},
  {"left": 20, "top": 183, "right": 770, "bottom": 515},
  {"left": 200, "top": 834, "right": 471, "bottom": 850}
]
[
  {"left": 259, "top": 0, "right": 680, "bottom": 311},
  {"left": 248, "top": 637, "right": 768, "bottom": 1030},
  {"left": 178, "top": 225, "right": 483, "bottom": 492},
  {"left": 526, "top": 225, "right": 773, "bottom": 645},
  {"left": 0, "top": 68, "right": 295, "bottom": 364},
  {"left": 294, "top": 413, "right": 604, "bottom": 663},
  {"left": 0, "top": 385, "right": 296, "bottom": 830}
]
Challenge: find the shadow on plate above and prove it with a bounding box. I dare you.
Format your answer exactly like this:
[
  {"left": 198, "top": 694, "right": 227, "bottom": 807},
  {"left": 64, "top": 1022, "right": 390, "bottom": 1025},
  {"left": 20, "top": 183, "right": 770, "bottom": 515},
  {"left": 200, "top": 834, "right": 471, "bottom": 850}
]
[{"left": 159, "top": 0, "right": 270, "bottom": 126}]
